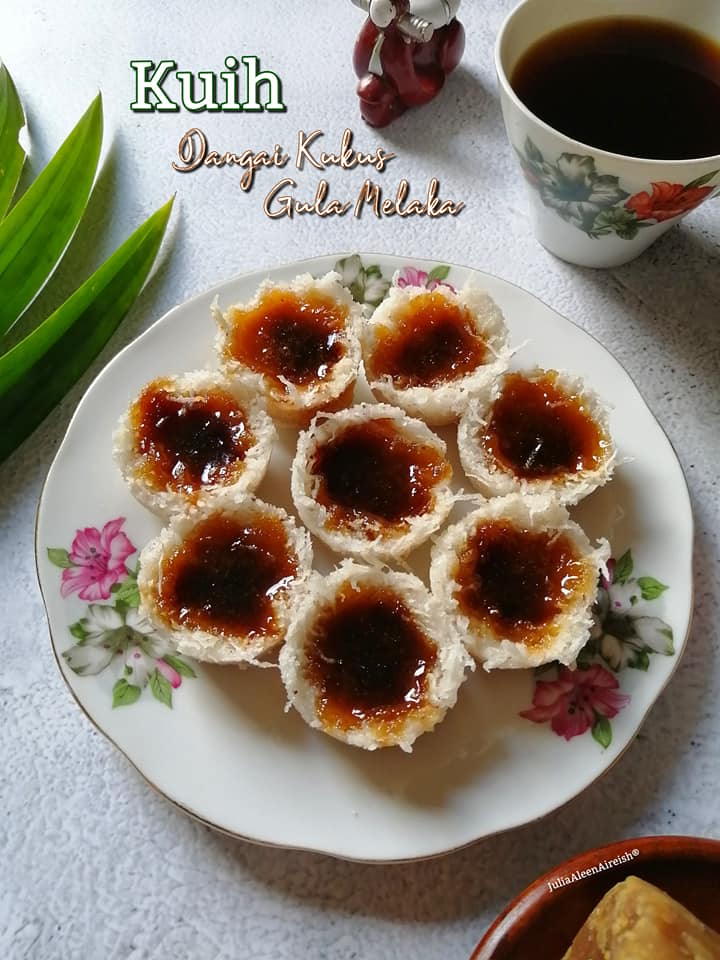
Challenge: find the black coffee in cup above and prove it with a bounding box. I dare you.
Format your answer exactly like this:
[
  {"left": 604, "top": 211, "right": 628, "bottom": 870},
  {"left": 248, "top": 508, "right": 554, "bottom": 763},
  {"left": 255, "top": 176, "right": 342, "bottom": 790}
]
[{"left": 510, "top": 17, "right": 720, "bottom": 160}]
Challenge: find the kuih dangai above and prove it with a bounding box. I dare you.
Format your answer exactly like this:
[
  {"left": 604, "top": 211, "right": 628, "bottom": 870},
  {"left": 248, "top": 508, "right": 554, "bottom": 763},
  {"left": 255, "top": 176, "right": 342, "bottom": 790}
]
[{"left": 115, "top": 266, "right": 617, "bottom": 753}]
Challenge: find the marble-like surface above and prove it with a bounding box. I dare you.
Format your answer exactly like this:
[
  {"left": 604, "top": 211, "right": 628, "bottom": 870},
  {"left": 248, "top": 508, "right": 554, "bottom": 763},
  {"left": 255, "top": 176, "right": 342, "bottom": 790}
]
[{"left": 1, "top": 2, "right": 718, "bottom": 957}]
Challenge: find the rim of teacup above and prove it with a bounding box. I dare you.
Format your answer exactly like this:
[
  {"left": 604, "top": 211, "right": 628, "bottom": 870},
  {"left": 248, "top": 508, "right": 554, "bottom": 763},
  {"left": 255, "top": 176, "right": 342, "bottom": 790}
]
[{"left": 494, "top": 0, "right": 720, "bottom": 167}]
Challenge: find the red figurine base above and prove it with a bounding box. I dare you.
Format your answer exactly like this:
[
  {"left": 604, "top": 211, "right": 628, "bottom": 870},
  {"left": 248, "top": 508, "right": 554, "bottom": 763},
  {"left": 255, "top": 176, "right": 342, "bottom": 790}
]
[{"left": 353, "top": 0, "right": 465, "bottom": 128}]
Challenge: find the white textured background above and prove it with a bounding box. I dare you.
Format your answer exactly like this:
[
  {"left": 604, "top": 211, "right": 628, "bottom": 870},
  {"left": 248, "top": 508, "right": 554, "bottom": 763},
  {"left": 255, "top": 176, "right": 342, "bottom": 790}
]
[{"left": 1, "top": 1, "right": 718, "bottom": 957}]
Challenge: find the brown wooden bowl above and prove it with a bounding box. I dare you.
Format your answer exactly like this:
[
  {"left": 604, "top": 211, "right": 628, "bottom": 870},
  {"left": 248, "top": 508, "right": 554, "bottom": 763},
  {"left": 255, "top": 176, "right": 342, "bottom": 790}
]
[{"left": 471, "top": 835, "right": 720, "bottom": 960}]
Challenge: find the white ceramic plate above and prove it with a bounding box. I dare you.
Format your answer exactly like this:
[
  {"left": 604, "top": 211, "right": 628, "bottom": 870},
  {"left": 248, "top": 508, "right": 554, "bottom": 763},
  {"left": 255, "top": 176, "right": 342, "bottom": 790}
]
[{"left": 36, "top": 254, "right": 693, "bottom": 862}]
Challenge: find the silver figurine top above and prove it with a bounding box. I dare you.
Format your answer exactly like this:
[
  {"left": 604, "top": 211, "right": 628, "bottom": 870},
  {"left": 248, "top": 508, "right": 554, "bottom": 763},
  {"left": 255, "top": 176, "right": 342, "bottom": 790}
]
[{"left": 350, "top": 0, "right": 461, "bottom": 43}]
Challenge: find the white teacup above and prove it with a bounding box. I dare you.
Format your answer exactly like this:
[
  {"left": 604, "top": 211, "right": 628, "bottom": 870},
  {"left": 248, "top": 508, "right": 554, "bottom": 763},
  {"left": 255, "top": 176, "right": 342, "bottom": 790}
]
[{"left": 495, "top": 0, "right": 720, "bottom": 268}]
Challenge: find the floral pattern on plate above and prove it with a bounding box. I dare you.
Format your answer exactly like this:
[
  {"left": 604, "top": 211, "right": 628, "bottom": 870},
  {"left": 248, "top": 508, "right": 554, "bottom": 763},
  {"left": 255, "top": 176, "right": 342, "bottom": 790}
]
[
  {"left": 333, "top": 255, "right": 456, "bottom": 308},
  {"left": 516, "top": 136, "right": 719, "bottom": 240},
  {"left": 394, "top": 264, "right": 455, "bottom": 293},
  {"left": 48, "top": 518, "right": 196, "bottom": 709},
  {"left": 333, "top": 254, "right": 390, "bottom": 310},
  {"left": 521, "top": 550, "right": 673, "bottom": 748}
]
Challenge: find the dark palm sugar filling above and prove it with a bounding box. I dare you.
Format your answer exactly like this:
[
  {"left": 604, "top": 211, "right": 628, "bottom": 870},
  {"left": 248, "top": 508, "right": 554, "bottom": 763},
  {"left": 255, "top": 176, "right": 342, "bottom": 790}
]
[
  {"left": 304, "top": 584, "right": 437, "bottom": 731},
  {"left": 158, "top": 513, "right": 297, "bottom": 639},
  {"left": 132, "top": 382, "right": 255, "bottom": 493}
]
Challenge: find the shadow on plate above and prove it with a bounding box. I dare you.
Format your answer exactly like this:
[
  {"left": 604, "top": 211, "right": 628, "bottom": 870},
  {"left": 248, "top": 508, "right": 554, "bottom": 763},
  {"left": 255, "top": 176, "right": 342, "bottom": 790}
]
[
  {"left": 571, "top": 469, "right": 637, "bottom": 547},
  {"left": 201, "top": 653, "right": 532, "bottom": 809},
  {"left": 325, "top": 669, "right": 529, "bottom": 809},
  {"left": 201, "top": 660, "right": 306, "bottom": 747}
]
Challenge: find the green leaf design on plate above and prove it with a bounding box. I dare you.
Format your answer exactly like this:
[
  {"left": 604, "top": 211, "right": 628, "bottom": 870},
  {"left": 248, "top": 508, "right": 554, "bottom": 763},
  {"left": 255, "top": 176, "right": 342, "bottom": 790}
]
[
  {"left": 47, "top": 547, "right": 72, "bottom": 568},
  {"left": 659, "top": 627, "right": 675, "bottom": 655},
  {"left": 112, "top": 678, "right": 142, "bottom": 708},
  {"left": 150, "top": 668, "right": 173, "bottom": 708},
  {"left": 0, "top": 196, "right": 173, "bottom": 462},
  {"left": 427, "top": 264, "right": 451, "bottom": 282},
  {"left": 625, "top": 648, "right": 651, "bottom": 671},
  {"left": 362, "top": 272, "right": 390, "bottom": 307},
  {"left": 0, "top": 95, "right": 103, "bottom": 338},
  {"left": 112, "top": 573, "right": 140, "bottom": 609},
  {"left": 333, "top": 254, "right": 390, "bottom": 308},
  {"left": 68, "top": 620, "right": 89, "bottom": 641},
  {"left": 162, "top": 654, "right": 197, "bottom": 679},
  {"left": 0, "top": 62, "right": 26, "bottom": 219},
  {"left": 592, "top": 715, "right": 612, "bottom": 748},
  {"left": 637, "top": 576, "right": 669, "bottom": 601},
  {"left": 614, "top": 549, "right": 633, "bottom": 584}
]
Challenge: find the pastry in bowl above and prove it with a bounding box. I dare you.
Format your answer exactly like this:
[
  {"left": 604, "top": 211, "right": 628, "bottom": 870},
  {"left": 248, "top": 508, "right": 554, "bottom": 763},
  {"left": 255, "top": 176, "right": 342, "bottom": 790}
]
[
  {"left": 362, "top": 282, "right": 510, "bottom": 426},
  {"left": 114, "top": 370, "right": 275, "bottom": 518},
  {"left": 458, "top": 368, "right": 616, "bottom": 505},
  {"left": 430, "top": 494, "right": 609, "bottom": 670},
  {"left": 291, "top": 403, "right": 454, "bottom": 563},
  {"left": 279, "top": 561, "right": 472, "bottom": 751},
  {"left": 138, "top": 496, "right": 312, "bottom": 665},
  {"left": 563, "top": 876, "right": 720, "bottom": 959},
  {"left": 214, "top": 271, "right": 363, "bottom": 425}
]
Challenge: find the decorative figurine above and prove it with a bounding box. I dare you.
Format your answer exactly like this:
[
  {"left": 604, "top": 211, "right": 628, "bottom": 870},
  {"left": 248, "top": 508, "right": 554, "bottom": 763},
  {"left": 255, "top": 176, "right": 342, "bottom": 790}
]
[{"left": 351, "top": 0, "right": 465, "bottom": 128}]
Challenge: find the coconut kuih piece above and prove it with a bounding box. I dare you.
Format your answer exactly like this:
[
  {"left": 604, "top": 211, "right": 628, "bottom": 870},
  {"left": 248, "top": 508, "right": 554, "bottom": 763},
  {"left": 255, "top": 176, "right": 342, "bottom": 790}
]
[
  {"left": 362, "top": 283, "right": 510, "bottom": 426},
  {"left": 137, "top": 496, "right": 313, "bottom": 666},
  {"left": 458, "top": 367, "right": 616, "bottom": 505},
  {"left": 114, "top": 370, "right": 276, "bottom": 519},
  {"left": 214, "top": 271, "right": 363, "bottom": 426},
  {"left": 291, "top": 402, "right": 455, "bottom": 563},
  {"left": 279, "top": 561, "right": 472, "bottom": 751},
  {"left": 430, "top": 493, "right": 610, "bottom": 670}
]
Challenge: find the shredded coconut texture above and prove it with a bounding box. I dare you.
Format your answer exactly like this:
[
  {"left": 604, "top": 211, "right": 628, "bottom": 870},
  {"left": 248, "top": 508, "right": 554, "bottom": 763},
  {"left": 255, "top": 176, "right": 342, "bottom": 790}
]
[
  {"left": 429, "top": 493, "right": 610, "bottom": 670},
  {"left": 214, "top": 271, "right": 363, "bottom": 425},
  {"left": 291, "top": 402, "right": 457, "bottom": 563},
  {"left": 457, "top": 367, "right": 617, "bottom": 506},
  {"left": 113, "top": 369, "right": 276, "bottom": 519},
  {"left": 137, "top": 493, "right": 313, "bottom": 666},
  {"left": 362, "top": 283, "right": 511, "bottom": 426},
  {"left": 278, "top": 560, "right": 473, "bottom": 752}
]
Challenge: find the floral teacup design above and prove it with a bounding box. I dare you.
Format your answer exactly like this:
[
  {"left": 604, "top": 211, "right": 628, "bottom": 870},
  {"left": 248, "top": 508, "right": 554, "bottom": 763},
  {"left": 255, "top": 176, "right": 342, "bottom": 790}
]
[{"left": 495, "top": 0, "right": 720, "bottom": 268}]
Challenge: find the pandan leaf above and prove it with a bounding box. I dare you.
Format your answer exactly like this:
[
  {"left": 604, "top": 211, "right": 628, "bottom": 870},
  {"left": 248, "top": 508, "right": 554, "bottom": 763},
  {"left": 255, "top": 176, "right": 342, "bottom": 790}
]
[
  {"left": 0, "top": 197, "right": 173, "bottom": 462},
  {"left": 0, "top": 94, "right": 102, "bottom": 338},
  {"left": 0, "top": 62, "right": 26, "bottom": 219}
]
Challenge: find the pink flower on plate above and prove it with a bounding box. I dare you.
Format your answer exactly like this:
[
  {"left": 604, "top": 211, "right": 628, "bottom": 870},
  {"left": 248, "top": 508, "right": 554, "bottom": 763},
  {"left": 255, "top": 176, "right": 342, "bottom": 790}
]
[
  {"left": 520, "top": 664, "right": 630, "bottom": 741},
  {"left": 61, "top": 517, "right": 135, "bottom": 601},
  {"left": 396, "top": 266, "right": 428, "bottom": 288},
  {"left": 395, "top": 265, "right": 456, "bottom": 293}
]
